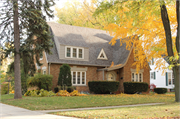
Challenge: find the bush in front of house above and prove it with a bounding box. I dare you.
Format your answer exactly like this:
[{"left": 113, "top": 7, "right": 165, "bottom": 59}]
[
  {"left": 24, "top": 89, "right": 56, "bottom": 97},
  {"left": 123, "top": 82, "right": 149, "bottom": 94},
  {"left": 54, "top": 87, "right": 59, "bottom": 93},
  {"left": 27, "top": 73, "right": 53, "bottom": 91},
  {"left": 88, "top": 81, "right": 119, "bottom": 94},
  {"left": 58, "top": 64, "right": 72, "bottom": 87},
  {"left": 154, "top": 88, "right": 167, "bottom": 94}
]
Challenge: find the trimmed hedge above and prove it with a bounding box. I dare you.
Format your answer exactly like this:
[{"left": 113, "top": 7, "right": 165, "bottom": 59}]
[
  {"left": 88, "top": 81, "right": 119, "bottom": 94},
  {"left": 154, "top": 88, "right": 167, "bottom": 94},
  {"left": 27, "top": 73, "right": 53, "bottom": 91},
  {"left": 123, "top": 82, "right": 149, "bottom": 94}
]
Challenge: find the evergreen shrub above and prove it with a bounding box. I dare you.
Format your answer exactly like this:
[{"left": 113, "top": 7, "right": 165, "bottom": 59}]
[
  {"left": 123, "top": 82, "right": 149, "bottom": 94},
  {"left": 88, "top": 81, "right": 119, "bottom": 94},
  {"left": 27, "top": 73, "right": 53, "bottom": 91},
  {"left": 154, "top": 88, "right": 167, "bottom": 94},
  {"left": 58, "top": 64, "right": 72, "bottom": 87}
]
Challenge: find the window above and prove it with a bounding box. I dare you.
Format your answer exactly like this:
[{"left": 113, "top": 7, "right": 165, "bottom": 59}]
[
  {"left": 131, "top": 73, "right": 143, "bottom": 82},
  {"left": 73, "top": 48, "right": 77, "bottom": 58},
  {"left": 65, "top": 46, "right": 84, "bottom": 59},
  {"left": 43, "top": 70, "right": 46, "bottom": 74},
  {"left": 66, "top": 47, "right": 71, "bottom": 57},
  {"left": 108, "top": 73, "right": 114, "bottom": 81},
  {"left": 71, "top": 71, "right": 86, "bottom": 85},
  {"left": 168, "top": 72, "right": 172, "bottom": 85},
  {"left": 97, "top": 48, "right": 108, "bottom": 60},
  {"left": 166, "top": 72, "right": 174, "bottom": 86},
  {"left": 150, "top": 72, "right": 156, "bottom": 79},
  {"left": 79, "top": 49, "right": 83, "bottom": 58}
]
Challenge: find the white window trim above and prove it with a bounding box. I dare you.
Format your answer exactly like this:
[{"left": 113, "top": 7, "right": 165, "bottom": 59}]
[
  {"left": 97, "top": 48, "right": 108, "bottom": 60},
  {"left": 65, "top": 46, "right": 84, "bottom": 59},
  {"left": 71, "top": 71, "right": 86, "bottom": 86},
  {"left": 167, "top": 72, "right": 174, "bottom": 86},
  {"left": 131, "top": 72, "right": 143, "bottom": 82}
]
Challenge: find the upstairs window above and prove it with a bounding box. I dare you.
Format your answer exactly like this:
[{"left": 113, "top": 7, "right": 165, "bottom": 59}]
[
  {"left": 66, "top": 47, "right": 71, "bottom": 57},
  {"left": 65, "top": 46, "right": 84, "bottom": 59},
  {"left": 97, "top": 48, "right": 108, "bottom": 60}
]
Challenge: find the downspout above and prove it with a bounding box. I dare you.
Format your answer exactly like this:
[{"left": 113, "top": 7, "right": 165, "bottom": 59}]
[
  {"left": 48, "top": 63, "right": 51, "bottom": 75},
  {"left": 103, "top": 70, "right": 104, "bottom": 80}
]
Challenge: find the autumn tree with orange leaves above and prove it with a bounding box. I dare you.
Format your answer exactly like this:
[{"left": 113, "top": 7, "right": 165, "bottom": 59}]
[{"left": 94, "top": 0, "right": 180, "bottom": 102}]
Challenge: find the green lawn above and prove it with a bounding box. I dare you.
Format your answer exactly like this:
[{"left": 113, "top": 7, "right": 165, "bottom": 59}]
[
  {"left": 0, "top": 93, "right": 175, "bottom": 110},
  {"left": 52, "top": 103, "right": 180, "bottom": 119}
]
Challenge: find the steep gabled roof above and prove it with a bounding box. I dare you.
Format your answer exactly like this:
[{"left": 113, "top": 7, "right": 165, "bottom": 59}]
[{"left": 46, "top": 22, "right": 135, "bottom": 67}]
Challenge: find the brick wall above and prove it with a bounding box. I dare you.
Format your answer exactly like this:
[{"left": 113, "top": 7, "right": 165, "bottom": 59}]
[
  {"left": 50, "top": 64, "right": 100, "bottom": 92},
  {"left": 122, "top": 49, "right": 150, "bottom": 92}
]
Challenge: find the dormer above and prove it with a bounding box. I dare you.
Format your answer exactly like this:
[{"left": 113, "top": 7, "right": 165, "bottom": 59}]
[{"left": 97, "top": 48, "right": 108, "bottom": 60}]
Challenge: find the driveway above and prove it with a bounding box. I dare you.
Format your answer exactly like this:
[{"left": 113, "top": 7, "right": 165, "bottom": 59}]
[{"left": 0, "top": 103, "right": 78, "bottom": 119}]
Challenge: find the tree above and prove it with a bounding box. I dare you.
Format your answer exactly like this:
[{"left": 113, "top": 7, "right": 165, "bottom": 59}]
[
  {"left": 94, "top": 0, "right": 180, "bottom": 102},
  {"left": 55, "top": 0, "right": 116, "bottom": 29},
  {"left": 0, "top": 0, "right": 54, "bottom": 99},
  {"left": 58, "top": 64, "right": 72, "bottom": 89}
]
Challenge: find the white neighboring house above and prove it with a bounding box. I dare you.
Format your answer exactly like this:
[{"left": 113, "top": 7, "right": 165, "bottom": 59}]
[{"left": 149, "top": 58, "right": 174, "bottom": 91}]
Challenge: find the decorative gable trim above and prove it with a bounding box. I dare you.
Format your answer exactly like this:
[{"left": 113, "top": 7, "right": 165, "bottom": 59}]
[{"left": 97, "top": 48, "right": 108, "bottom": 60}]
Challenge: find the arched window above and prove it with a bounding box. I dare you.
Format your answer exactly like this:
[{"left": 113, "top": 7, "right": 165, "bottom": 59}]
[{"left": 108, "top": 73, "right": 114, "bottom": 81}]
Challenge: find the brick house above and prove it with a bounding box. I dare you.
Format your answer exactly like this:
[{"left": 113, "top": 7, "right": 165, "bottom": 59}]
[{"left": 37, "top": 22, "right": 150, "bottom": 93}]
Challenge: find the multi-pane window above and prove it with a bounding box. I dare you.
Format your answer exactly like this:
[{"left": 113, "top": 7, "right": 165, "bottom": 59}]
[
  {"left": 168, "top": 72, "right": 172, "bottom": 85},
  {"left": 66, "top": 46, "right": 83, "bottom": 59},
  {"left": 108, "top": 73, "right": 114, "bottom": 81},
  {"left": 71, "top": 71, "right": 86, "bottom": 85},
  {"left": 43, "top": 70, "right": 46, "bottom": 74},
  {"left": 131, "top": 73, "right": 143, "bottom": 82},
  {"left": 79, "top": 49, "right": 82, "bottom": 58},
  {"left": 166, "top": 72, "right": 174, "bottom": 86},
  {"left": 67, "top": 47, "right": 71, "bottom": 57},
  {"left": 132, "top": 73, "right": 135, "bottom": 82},
  {"left": 73, "top": 48, "right": 77, "bottom": 58},
  {"left": 150, "top": 72, "right": 156, "bottom": 79}
]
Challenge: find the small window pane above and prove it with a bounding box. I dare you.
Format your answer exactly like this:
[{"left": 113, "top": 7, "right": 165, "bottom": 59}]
[
  {"left": 82, "top": 72, "right": 85, "bottom": 84},
  {"left": 73, "top": 72, "right": 76, "bottom": 84},
  {"left": 150, "top": 72, "right": 154, "bottom": 79},
  {"left": 132, "top": 73, "right": 134, "bottom": 82},
  {"left": 100, "top": 53, "right": 104, "bottom": 58},
  {"left": 79, "top": 49, "right": 82, "bottom": 58},
  {"left": 108, "top": 73, "right": 114, "bottom": 81},
  {"left": 73, "top": 48, "right": 77, "bottom": 58},
  {"left": 67, "top": 48, "right": 71, "bottom": 57},
  {"left": 77, "top": 72, "right": 80, "bottom": 84},
  {"left": 139, "top": 73, "right": 142, "bottom": 82},
  {"left": 168, "top": 72, "right": 172, "bottom": 85},
  {"left": 136, "top": 73, "right": 138, "bottom": 82}
]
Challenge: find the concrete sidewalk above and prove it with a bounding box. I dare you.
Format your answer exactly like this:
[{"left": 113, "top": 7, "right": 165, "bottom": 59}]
[
  {"left": 36, "top": 103, "right": 164, "bottom": 113},
  {"left": 0, "top": 103, "right": 78, "bottom": 119}
]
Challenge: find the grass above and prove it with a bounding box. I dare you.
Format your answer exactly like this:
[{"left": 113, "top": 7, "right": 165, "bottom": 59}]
[
  {"left": 0, "top": 93, "right": 176, "bottom": 110},
  {"left": 52, "top": 103, "right": 180, "bottom": 119}
]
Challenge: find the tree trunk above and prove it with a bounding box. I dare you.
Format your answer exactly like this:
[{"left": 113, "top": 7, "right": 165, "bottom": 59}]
[
  {"left": 173, "top": 66, "right": 180, "bottom": 102},
  {"left": 13, "top": 0, "right": 22, "bottom": 99}
]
